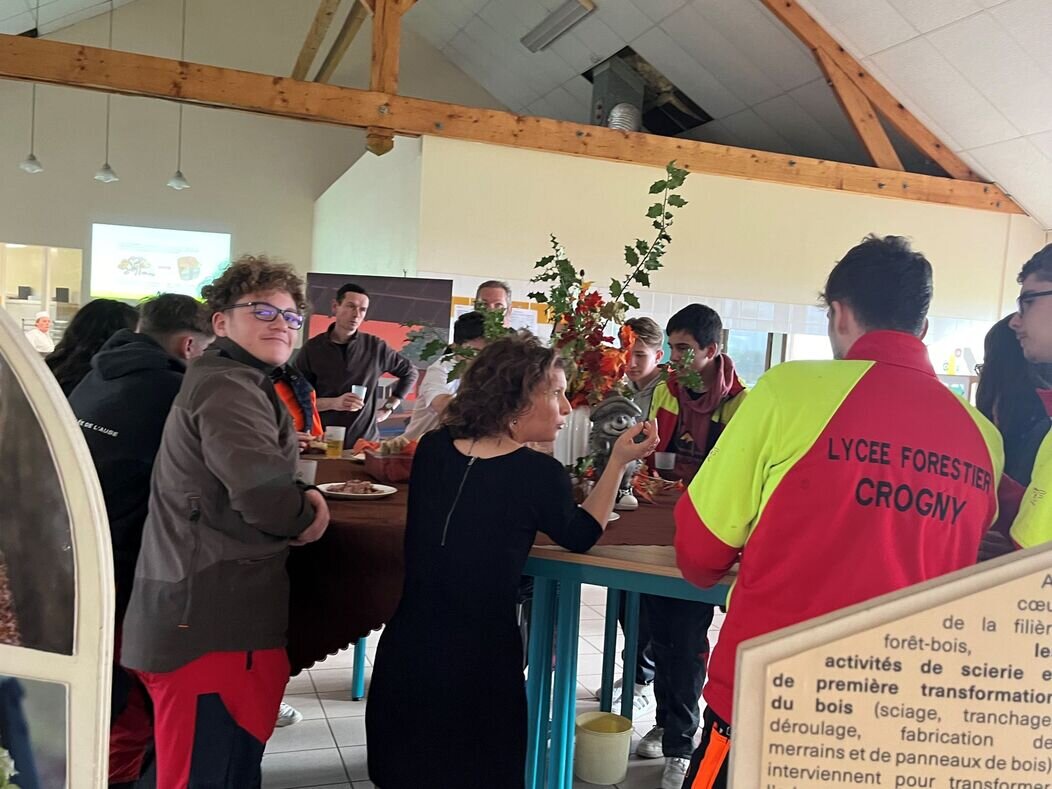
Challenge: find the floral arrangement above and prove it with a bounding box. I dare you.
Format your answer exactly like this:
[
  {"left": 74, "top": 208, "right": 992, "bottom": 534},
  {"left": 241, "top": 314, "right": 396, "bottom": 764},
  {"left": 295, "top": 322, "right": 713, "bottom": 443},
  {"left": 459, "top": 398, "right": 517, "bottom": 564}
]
[
  {"left": 0, "top": 747, "right": 18, "bottom": 788},
  {"left": 528, "top": 161, "right": 690, "bottom": 407},
  {"left": 416, "top": 305, "right": 512, "bottom": 381}
]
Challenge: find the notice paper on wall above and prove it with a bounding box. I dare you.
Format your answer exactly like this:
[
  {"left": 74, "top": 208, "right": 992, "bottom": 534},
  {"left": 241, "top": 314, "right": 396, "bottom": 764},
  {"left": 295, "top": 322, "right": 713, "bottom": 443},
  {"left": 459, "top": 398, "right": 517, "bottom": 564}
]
[
  {"left": 90, "top": 223, "right": 232, "bottom": 301},
  {"left": 732, "top": 546, "right": 1052, "bottom": 788}
]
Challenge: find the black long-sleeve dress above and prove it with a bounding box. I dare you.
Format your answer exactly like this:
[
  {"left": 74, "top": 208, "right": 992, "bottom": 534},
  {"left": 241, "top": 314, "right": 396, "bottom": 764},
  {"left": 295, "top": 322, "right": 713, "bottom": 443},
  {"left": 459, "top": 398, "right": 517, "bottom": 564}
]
[{"left": 366, "top": 428, "right": 603, "bottom": 789}]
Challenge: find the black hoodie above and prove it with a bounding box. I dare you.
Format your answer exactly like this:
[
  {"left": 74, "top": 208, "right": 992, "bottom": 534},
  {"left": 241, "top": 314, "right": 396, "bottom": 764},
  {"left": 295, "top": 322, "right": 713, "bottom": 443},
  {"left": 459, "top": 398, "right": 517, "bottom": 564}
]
[{"left": 68, "top": 329, "right": 187, "bottom": 617}]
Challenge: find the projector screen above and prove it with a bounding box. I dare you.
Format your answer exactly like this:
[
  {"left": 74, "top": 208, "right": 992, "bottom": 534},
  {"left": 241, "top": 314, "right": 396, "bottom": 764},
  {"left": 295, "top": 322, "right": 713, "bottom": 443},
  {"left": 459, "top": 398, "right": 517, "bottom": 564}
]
[{"left": 90, "top": 223, "right": 231, "bottom": 300}]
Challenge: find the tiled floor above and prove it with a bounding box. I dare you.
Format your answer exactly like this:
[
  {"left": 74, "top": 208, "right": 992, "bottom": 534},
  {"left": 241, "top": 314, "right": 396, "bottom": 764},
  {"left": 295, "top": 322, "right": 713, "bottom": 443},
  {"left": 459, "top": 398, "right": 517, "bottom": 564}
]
[{"left": 263, "top": 584, "right": 723, "bottom": 789}]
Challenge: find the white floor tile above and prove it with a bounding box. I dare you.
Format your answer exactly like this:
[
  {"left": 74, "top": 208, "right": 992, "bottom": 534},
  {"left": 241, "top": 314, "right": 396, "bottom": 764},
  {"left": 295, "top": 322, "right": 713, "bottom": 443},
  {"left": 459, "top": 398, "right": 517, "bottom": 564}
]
[
  {"left": 581, "top": 584, "right": 608, "bottom": 605},
  {"left": 280, "top": 695, "right": 325, "bottom": 721},
  {"left": 329, "top": 716, "right": 368, "bottom": 747},
  {"left": 579, "top": 606, "right": 604, "bottom": 621},
  {"left": 265, "top": 718, "right": 337, "bottom": 754},
  {"left": 319, "top": 691, "right": 369, "bottom": 719},
  {"left": 285, "top": 672, "right": 315, "bottom": 696},
  {"left": 312, "top": 668, "right": 357, "bottom": 693},
  {"left": 579, "top": 619, "right": 608, "bottom": 637},
  {"left": 339, "top": 746, "right": 371, "bottom": 781},
  {"left": 261, "top": 748, "right": 349, "bottom": 789},
  {"left": 352, "top": 782, "right": 375, "bottom": 789}
]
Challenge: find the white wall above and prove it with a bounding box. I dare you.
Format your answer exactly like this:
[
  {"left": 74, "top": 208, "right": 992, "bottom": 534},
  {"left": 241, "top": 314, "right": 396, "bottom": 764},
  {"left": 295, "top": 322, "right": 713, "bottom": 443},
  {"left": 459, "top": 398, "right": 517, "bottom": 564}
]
[
  {"left": 313, "top": 137, "right": 422, "bottom": 277},
  {"left": 0, "top": 0, "right": 500, "bottom": 285},
  {"left": 415, "top": 137, "right": 1047, "bottom": 324}
]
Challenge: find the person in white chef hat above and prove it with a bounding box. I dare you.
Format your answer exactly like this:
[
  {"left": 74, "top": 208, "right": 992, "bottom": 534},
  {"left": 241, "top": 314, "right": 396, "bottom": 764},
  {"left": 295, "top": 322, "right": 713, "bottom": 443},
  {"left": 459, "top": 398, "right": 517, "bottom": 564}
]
[{"left": 24, "top": 311, "right": 54, "bottom": 354}]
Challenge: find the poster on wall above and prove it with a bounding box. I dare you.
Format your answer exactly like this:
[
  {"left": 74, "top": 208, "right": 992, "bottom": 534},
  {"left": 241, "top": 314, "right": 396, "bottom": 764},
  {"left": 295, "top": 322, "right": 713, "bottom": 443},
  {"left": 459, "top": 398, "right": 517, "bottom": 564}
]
[
  {"left": 90, "top": 223, "right": 231, "bottom": 300},
  {"left": 303, "top": 273, "right": 453, "bottom": 435}
]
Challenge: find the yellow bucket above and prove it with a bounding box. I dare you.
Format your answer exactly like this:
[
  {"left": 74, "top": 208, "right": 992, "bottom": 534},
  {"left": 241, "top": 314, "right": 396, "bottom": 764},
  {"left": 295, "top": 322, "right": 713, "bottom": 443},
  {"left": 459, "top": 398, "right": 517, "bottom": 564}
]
[{"left": 574, "top": 711, "right": 633, "bottom": 785}]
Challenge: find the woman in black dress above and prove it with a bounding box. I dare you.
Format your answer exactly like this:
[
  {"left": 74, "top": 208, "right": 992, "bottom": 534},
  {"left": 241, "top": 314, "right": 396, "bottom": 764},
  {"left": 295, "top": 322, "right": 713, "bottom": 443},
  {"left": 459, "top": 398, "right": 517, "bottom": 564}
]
[{"left": 366, "top": 333, "right": 658, "bottom": 788}]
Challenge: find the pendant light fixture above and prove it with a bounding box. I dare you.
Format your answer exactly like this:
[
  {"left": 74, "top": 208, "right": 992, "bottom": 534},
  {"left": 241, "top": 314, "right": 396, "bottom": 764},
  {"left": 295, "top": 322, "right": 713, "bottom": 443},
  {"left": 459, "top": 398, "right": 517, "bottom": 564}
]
[
  {"left": 94, "top": 1, "right": 119, "bottom": 184},
  {"left": 166, "top": 0, "right": 190, "bottom": 190},
  {"left": 18, "top": 0, "right": 43, "bottom": 174}
]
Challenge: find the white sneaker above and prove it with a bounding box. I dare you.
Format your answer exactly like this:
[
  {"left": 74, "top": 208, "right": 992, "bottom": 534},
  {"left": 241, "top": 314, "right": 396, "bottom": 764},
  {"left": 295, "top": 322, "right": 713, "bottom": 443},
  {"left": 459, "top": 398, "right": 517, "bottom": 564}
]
[
  {"left": 636, "top": 725, "right": 664, "bottom": 759},
  {"left": 593, "top": 676, "right": 624, "bottom": 701},
  {"left": 275, "top": 701, "right": 303, "bottom": 727},
  {"left": 662, "top": 756, "right": 690, "bottom": 789}
]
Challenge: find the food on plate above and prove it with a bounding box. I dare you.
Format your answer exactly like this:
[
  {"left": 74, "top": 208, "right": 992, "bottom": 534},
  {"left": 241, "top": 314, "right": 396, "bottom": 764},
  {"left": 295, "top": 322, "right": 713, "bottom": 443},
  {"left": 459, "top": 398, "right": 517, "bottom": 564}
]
[
  {"left": 302, "top": 440, "right": 328, "bottom": 455},
  {"left": 328, "top": 479, "right": 382, "bottom": 495},
  {"left": 379, "top": 435, "right": 419, "bottom": 456}
]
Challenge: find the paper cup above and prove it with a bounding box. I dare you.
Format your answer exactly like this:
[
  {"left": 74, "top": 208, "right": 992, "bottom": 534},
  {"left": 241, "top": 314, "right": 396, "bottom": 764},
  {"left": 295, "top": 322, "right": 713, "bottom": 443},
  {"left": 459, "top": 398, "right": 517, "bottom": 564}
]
[
  {"left": 654, "top": 452, "right": 676, "bottom": 471},
  {"left": 296, "top": 459, "right": 317, "bottom": 485},
  {"left": 350, "top": 385, "right": 368, "bottom": 399}
]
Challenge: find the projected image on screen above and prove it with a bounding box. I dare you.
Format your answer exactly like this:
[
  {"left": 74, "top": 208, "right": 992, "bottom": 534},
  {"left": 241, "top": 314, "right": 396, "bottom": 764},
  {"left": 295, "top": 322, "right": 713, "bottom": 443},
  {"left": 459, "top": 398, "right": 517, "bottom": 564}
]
[{"left": 90, "top": 223, "right": 231, "bottom": 300}]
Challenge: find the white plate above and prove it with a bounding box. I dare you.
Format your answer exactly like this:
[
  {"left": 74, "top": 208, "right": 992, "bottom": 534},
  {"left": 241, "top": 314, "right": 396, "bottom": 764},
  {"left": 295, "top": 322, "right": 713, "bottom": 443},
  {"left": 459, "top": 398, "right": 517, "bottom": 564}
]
[
  {"left": 318, "top": 482, "right": 397, "bottom": 500},
  {"left": 608, "top": 512, "right": 620, "bottom": 522}
]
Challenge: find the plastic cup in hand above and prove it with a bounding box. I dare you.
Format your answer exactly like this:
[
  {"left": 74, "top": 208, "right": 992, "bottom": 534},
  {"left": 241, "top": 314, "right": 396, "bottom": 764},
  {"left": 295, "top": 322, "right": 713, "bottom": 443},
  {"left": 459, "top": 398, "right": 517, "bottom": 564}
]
[
  {"left": 350, "top": 385, "right": 368, "bottom": 399},
  {"left": 654, "top": 452, "right": 675, "bottom": 471},
  {"left": 324, "top": 426, "right": 347, "bottom": 458},
  {"left": 296, "top": 459, "right": 318, "bottom": 485}
]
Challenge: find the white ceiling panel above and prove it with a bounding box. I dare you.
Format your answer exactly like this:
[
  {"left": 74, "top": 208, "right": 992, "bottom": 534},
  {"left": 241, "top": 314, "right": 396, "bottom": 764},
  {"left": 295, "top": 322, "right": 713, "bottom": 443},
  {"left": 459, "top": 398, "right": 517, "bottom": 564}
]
[
  {"left": 717, "top": 108, "right": 794, "bottom": 155},
  {"left": 802, "top": 0, "right": 918, "bottom": 56},
  {"left": 989, "top": 0, "right": 1052, "bottom": 81},
  {"left": 546, "top": 28, "right": 601, "bottom": 75},
  {"left": 679, "top": 119, "right": 737, "bottom": 147},
  {"left": 0, "top": 0, "right": 27, "bottom": 21},
  {"left": 927, "top": 12, "right": 1052, "bottom": 135},
  {"left": 403, "top": 3, "right": 460, "bottom": 49},
  {"left": 632, "top": 25, "right": 745, "bottom": 119},
  {"left": 662, "top": 4, "right": 783, "bottom": 106},
  {"left": 628, "top": 0, "right": 687, "bottom": 25},
  {"left": 0, "top": 9, "right": 30, "bottom": 33},
  {"left": 967, "top": 136, "right": 1052, "bottom": 225},
  {"left": 595, "top": 0, "right": 652, "bottom": 41},
  {"left": 884, "top": 0, "right": 983, "bottom": 34},
  {"left": 569, "top": 13, "right": 625, "bottom": 64},
  {"left": 787, "top": 78, "right": 870, "bottom": 164},
  {"left": 751, "top": 93, "right": 853, "bottom": 161},
  {"left": 867, "top": 37, "right": 1018, "bottom": 150},
  {"left": 562, "top": 74, "right": 594, "bottom": 108},
  {"left": 700, "top": 0, "right": 821, "bottom": 92}
]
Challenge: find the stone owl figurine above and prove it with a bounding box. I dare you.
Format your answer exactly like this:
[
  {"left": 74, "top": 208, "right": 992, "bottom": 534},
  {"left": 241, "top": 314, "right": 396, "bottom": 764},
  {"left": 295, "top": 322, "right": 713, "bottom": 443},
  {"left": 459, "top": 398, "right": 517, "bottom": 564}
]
[{"left": 589, "top": 395, "right": 643, "bottom": 511}]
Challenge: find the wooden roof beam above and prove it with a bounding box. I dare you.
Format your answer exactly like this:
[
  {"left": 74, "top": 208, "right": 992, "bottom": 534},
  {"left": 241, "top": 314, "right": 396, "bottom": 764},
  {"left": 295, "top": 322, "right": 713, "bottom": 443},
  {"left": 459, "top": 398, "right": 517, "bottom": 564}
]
[
  {"left": 0, "top": 34, "right": 1022, "bottom": 215},
  {"left": 314, "top": 0, "right": 370, "bottom": 84},
  {"left": 760, "top": 0, "right": 979, "bottom": 181},
  {"left": 367, "top": 0, "right": 415, "bottom": 156},
  {"left": 814, "top": 48, "right": 903, "bottom": 171},
  {"left": 291, "top": 0, "right": 343, "bottom": 81}
]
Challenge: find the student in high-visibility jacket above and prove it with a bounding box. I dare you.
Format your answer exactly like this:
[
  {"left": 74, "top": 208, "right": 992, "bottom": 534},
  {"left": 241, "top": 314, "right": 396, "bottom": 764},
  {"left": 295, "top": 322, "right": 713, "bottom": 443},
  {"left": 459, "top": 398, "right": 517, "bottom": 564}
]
[
  {"left": 675, "top": 235, "right": 1003, "bottom": 789},
  {"left": 638, "top": 304, "right": 749, "bottom": 789},
  {"left": 1008, "top": 244, "right": 1052, "bottom": 550}
]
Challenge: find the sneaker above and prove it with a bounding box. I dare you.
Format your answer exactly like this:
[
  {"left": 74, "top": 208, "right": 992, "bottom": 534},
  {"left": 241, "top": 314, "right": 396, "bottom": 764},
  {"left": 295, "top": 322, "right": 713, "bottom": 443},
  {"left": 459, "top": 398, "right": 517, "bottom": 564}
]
[
  {"left": 626, "top": 682, "right": 656, "bottom": 717},
  {"left": 636, "top": 725, "right": 664, "bottom": 759},
  {"left": 593, "top": 676, "right": 624, "bottom": 701},
  {"left": 661, "top": 756, "right": 690, "bottom": 789},
  {"left": 275, "top": 702, "right": 303, "bottom": 728}
]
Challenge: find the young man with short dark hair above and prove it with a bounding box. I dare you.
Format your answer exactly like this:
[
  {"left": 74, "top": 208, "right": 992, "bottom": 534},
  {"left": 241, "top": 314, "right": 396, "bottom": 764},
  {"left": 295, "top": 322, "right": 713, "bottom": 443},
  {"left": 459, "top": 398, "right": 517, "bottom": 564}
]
[
  {"left": 295, "top": 282, "right": 418, "bottom": 447},
  {"left": 69, "top": 293, "right": 214, "bottom": 787},
  {"left": 1008, "top": 244, "right": 1052, "bottom": 548},
  {"left": 676, "top": 235, "right": 1003, "bottom": 789},
  {"left": 640, "top": 303, "right": 747, "bottom": 788}
]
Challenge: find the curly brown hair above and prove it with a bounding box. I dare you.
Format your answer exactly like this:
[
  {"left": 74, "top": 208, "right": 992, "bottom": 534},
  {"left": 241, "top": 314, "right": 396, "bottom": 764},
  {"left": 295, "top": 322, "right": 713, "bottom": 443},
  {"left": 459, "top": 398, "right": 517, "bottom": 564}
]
[
  {"left": 200, "top": 254, "right": 307, "bottom": 313},
  {"left": 443, "top": 332, "right": 565, "bottom": 440}
]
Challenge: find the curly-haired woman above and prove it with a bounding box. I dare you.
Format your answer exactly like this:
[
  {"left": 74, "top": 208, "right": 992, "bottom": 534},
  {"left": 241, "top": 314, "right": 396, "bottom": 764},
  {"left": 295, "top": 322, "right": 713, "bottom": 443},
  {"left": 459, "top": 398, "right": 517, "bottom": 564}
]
[
  {"left": 366, "top": 332, "right": 658, "bottom": 788},
  {"left": 120, "top": 255, "right": 330, "bottom": 788}
]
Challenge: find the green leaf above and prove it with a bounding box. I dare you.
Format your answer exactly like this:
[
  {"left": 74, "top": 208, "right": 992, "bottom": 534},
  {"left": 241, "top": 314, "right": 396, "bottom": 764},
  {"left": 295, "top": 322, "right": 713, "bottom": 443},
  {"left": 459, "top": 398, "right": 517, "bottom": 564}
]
[
  {"left": 646, "top": 204, "right": 663, "bottom": 218},
  {"left": 624, "top": 245, "right": 639, "bottom": 267},
  {"left": 634, "top": 271, "right": 650, "bottom": 287},
  {"left": 623, "top": 291, "right": 641, "bottom": 309},
  {"left": 528, "top": 291, "right": 547, "bottom": 303},
  {"left": 649, "top": 180, "right": 668, "bottom": 194},
  {"left": 419, "top": 338, "right": 447, "bottom": 361},
  {"left": 667, "top": 194, "right": 688, "bottom": 208},
  {"left": 664, "top": 212, "right": 673, "bottom": 220},
  {"left": 609, "top": 279, "right": 623, "bottom": 298},
  {"left": 636, "top": 239, "right": 649, "bottom": 255}
]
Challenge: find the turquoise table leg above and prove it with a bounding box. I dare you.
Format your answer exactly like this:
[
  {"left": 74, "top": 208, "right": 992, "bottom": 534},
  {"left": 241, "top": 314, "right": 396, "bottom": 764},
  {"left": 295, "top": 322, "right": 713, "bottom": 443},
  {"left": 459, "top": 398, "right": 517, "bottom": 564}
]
[
  {"left": 351, "top": 636, "right": 367, "bottom": 701},
  {"left": 620, "top": 591, "right": 640, "bottom": 721},
  {"left": 600, "top": 588, "right": 621, "bottom": 712},
  {"left": 525, "top": 578, "right": 557, "bottom": 789},
  {"left": 548, "top": 580, "right": 581, "bottom": 789}
]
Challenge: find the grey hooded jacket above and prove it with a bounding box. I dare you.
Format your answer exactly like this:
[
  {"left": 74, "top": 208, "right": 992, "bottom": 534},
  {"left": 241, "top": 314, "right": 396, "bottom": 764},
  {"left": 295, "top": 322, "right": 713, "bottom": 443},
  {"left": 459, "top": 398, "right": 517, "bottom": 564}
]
[{"left": 120, "top": 338, "right": 316, "bottom": 673}]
